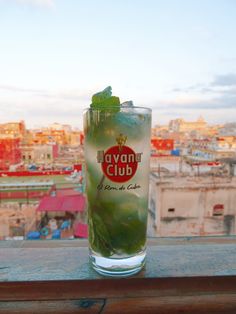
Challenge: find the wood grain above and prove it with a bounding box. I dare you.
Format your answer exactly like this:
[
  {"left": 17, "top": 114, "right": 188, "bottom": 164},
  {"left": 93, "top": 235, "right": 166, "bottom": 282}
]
[
  {"left": 0, "top": 299, "right": 105, "bottom": 314},
  {"left": 0, "top": 238, "right": 236, "bottom": 313},
  {"left": 1, "top": 241, "right": 236, "bottom": 282},
  {"left": 1, "top": 276, "right": 236, "bottom": 301},
  {"left": 103, "top": 294, "right": 236, "bottom": 314},
  {"left": 1, "top": 236, "right": 236, "bottom": 248}
]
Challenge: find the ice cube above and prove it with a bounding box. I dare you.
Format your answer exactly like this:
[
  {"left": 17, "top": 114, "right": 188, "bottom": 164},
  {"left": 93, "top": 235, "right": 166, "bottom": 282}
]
[
  {"left": 115, "top": 112, "right": 140, "bottom": 126},
  {"left": 121, "top": 100, "right": 134, "bottom": 108}
]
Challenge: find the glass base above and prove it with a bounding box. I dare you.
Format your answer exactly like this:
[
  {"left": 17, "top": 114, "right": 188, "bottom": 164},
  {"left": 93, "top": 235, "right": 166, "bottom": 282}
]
[{"left": 90, "top": 249, "right": 146, "bottom": 277}]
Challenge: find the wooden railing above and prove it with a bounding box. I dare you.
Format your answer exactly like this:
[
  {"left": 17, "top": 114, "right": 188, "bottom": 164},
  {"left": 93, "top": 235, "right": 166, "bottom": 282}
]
[{"left": 1, "top": 237, "right": 236, "bottom": 313}]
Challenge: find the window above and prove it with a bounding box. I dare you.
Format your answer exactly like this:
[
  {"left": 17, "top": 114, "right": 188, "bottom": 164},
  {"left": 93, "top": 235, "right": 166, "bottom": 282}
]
[{"left": 213, "top": 204, "right": 224, "bottom": 216}]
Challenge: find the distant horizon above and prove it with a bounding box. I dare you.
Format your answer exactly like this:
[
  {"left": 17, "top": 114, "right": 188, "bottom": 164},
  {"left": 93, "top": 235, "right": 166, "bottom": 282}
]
[{"left": 1, "top": 116, "right": 236, "bottom": 130}]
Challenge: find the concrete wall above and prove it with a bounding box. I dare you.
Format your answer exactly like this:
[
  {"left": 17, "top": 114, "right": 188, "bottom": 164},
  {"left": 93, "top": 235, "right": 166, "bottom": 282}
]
[
  {"left": 148, "top": 175, "right": 236, "bottom": 237},
  {"left": 0, "top": 203, "right": 38, "bottom": 239},
  {"left": 0, "top": 217, "right": 9, "bottom": 238}
]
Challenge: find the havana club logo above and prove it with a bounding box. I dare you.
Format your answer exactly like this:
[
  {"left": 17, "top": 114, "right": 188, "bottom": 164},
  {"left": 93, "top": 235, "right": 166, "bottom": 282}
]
[{"left": 97, "top": 134, "right": 142, "bottom": 183}]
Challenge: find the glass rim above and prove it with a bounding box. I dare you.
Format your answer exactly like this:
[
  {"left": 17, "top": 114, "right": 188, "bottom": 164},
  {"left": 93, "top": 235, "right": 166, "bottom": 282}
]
[{"left": 84, "top": 106, "right": 152, "bottom": 112}]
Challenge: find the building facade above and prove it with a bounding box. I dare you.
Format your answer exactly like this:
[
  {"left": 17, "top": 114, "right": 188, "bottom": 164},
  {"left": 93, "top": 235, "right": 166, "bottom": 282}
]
[
  {"left": 148, "top": 174, "right": 236, "bottom": 237},
  {"left": 169, "top": 116, "right": 207, "bottom": 133},
  {"left": 0, "top": 137, "right": 21, "bottom": 170}
]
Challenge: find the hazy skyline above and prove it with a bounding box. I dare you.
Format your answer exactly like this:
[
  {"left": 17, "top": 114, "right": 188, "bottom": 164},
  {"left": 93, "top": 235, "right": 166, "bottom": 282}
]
[{"left": 0, "top": 0, "right": 236, "bottom": 127}]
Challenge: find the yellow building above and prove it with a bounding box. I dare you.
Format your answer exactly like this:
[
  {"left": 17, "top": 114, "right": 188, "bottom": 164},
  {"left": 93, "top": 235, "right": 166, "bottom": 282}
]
[
  {"left": 169, "top": 116, "right": 207, "bottom": 133},
  {"left": 0, "top": 120, "right": 26, "bottom": 139}
]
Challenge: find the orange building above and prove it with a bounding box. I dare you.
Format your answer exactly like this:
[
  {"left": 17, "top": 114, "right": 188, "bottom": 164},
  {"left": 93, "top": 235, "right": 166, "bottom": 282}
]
[
  {"left": 0, "top": 121, "right": 26, "bottom": 139},
  {"left": 32, "top": 129, "right": 68, "bottom": 145}
]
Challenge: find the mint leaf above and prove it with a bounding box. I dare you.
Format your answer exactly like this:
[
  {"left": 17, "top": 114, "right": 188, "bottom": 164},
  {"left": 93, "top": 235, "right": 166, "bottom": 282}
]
[
  {"left": 90, "top": 86, "right": 120, "bottom": 112},
  {"left": 92, "top": 86, "right": 112, "bottom": 104},
  {"left": 89, "top": 212, "right": 114, "bottom": 257}
]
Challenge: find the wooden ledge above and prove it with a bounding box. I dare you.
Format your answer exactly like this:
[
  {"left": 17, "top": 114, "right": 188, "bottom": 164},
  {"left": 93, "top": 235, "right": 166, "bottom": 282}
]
[{"left": 1, "top": 237, "right": 236, "bottom": 313}]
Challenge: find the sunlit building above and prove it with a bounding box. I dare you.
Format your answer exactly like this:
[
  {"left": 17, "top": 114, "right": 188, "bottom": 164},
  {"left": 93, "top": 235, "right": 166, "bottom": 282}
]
[
  {"left": 0, "top": 120, "right": 26, "bottom": 139},
  {"left": 189, "top": 137, "right": 236, "bottom": 161},
  {"left": 169, "top": 116, "right": 207, "bottom": 133},
  {"left": 21, "top": 144, "right": 59, "bottom": 165}
]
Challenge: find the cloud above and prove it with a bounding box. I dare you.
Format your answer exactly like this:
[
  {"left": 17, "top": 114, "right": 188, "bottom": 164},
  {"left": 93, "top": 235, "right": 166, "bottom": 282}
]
[
  {"left": 219, "top": 57, "right": 236, "bottom": 65},
  {"left": 171, "top": 73, "right": 236, "bottom": 97},
  {"left": 0, "top": 97, "right": 85, "bottom": 128},
  {"left": 173, "top": 100, "right": 236, "bottom": 111},
  {"left": 0, "top": 84, "right": 90, "bottom": 102},
  {"left": 211, "top": 73, "right": 236, "bottom": 87},
  {"left": 0, "top": 84, "right": 92, "bottom": 128},
  {"left": 171, "top": 84, "right": 216, "bottom": 94},
  {"left": 39, "top": 89, "right": 90, "bottom": 102},
  {"left": 150, "top": 95, "right": 236, "bottom": 126},
  {"left": 149, "top": 83, "right": 236, "bottom": 124},
  {"left": 0, "top": 82, "right": 235, "bottom": 128},
  {"left": 0, "top": 84, "right": 46, "bottom": 93},
  {"left": 152, "top": 93, "right": 236, "bottom": 111},
  {"left": 5, "top": 0, "right": 55, "bottom": 8},
  {"left": 172, "top": 85, "right": 199, "bottom": 93}
]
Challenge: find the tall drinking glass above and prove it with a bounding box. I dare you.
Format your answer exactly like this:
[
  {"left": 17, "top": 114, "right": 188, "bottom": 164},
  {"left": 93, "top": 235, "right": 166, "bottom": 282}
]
[{"left": 84, "top": 105, "right": 152, "bottom": 276}]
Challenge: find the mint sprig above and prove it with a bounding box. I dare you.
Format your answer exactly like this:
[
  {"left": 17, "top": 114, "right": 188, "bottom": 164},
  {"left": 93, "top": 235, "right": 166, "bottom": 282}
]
[{"left": 90, "top": 86, "right": 120, "bottom": 112}]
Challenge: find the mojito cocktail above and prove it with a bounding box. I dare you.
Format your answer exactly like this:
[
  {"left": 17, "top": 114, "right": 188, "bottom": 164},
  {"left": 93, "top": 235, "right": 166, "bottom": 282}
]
[{"left": 84, "top": 87, "right": 151, "bottom": 276}]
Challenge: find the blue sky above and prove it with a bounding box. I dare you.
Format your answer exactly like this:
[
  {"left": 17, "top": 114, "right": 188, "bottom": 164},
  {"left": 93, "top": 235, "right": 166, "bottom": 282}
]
[{"left": 0, "top": 0, "right": 236, "bottom": 128}]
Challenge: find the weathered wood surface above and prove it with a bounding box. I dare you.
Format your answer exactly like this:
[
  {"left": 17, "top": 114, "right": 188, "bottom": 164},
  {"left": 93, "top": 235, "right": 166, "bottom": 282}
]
[
  {"left": 0, "top": 237, "right": 236, "bottom": 313},
  {"left": 103, "top": 294, "right": 236, "bottom": 314},
  {"left": 0, "top": 300, "right": 105, "bottom": 314},
  {"left": 1, "top": 238, "right": 236, "bottom": 281},
  {"left": 1, "top": 276, "right": 236, "bottom": 300},
  {"left": 1, "top": 295, "right": 236, "bottom": 314},
  {"left": 1, "top": 236, "right": 236, "bottom": 248}
]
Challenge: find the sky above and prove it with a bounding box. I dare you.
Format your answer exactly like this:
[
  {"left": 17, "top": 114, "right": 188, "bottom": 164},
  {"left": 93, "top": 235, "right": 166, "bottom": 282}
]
[{"left": 0, "top": 0, "right": 236, "bottom": 129}]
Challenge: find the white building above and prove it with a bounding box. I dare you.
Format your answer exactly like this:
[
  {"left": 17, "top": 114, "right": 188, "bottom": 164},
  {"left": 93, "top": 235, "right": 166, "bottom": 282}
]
[{"left": 148, "top": 173, "right": 236, "bottom": 237}]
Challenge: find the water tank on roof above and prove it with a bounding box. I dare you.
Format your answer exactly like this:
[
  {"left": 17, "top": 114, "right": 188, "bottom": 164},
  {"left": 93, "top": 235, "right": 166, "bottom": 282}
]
[
  {"left": 171, "top": 149, "right": 180, "bottom": 156},
  {"left": 52, "top": 229, "right": 61, "bottom": 239},
  {"left": 28, "top": 164, "right": 37, "bottom": 170},
  {"left": 26, "top": 231, "right": 40, "bottom": 240}
]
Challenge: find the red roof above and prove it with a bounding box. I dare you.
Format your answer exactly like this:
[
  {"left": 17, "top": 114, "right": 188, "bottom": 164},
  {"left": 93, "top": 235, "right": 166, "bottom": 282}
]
[
  {"left": 36, "top": 194, "right": 86, "bottom": 212},
  {"left": 56, "top": 188, "right": 80, "bottom": 196},
  {"left": 74, "top": 222, "right": 88, "bottom": 238},
  {"left": 151, "top": 139, "right": 174, "bottom": 151}
]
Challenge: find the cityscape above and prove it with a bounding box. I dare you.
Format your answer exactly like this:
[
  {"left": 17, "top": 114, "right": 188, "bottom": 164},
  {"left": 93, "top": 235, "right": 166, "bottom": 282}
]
[
  {"left": 0, "top": 1, "right": 235, "bottom": 310},
  {"left": 0, "top": 116, "right": 236, "bottom": 240}
]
